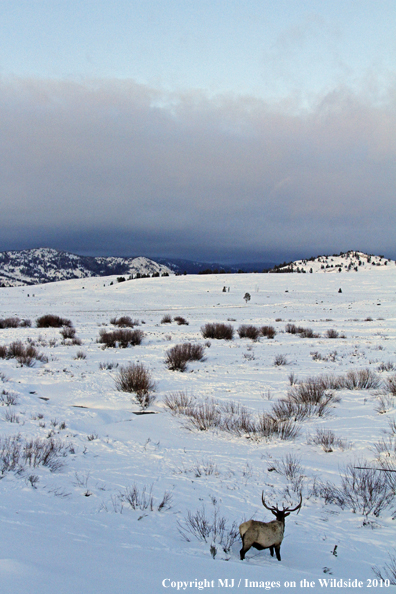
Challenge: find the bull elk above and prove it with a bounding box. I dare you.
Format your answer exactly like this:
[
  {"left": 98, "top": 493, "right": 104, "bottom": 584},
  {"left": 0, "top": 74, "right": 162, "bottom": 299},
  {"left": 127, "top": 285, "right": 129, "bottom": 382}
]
[{"left": 239, "top": 493, "right": 302, "bottom": 561}]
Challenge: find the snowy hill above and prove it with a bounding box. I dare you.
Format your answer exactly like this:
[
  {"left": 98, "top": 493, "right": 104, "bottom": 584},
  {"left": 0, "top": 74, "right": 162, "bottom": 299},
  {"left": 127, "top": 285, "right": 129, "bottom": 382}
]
[
  {"left": 0, "top": 268, "right": 395, "bottom": 592},
  {"left": 0, "top": 248, "right": 173, "bottom": 287},
  {"left": 272, "top": 251, "right": 395, "bottom": 274}
]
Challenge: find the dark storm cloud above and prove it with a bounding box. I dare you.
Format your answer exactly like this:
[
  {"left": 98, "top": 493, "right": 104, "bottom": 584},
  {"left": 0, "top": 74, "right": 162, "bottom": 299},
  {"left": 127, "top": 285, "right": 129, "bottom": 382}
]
[{"left": 1, "top": 77, "right": 395, "bottom": 260}]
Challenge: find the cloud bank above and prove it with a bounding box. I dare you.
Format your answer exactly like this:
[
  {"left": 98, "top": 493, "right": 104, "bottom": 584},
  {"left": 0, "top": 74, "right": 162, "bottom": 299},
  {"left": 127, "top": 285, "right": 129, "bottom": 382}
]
[{"left": 1, "top": 77, "right": 395, "bottom": 261}]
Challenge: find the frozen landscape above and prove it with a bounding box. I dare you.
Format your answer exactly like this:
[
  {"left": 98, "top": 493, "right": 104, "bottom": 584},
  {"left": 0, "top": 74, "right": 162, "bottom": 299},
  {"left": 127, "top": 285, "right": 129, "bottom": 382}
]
[
  {"left": 0, "top": 261, "right": 395, "bottom": 593},
  {"left": 0, "top": 248, "right": 173, "bottom": 287}
]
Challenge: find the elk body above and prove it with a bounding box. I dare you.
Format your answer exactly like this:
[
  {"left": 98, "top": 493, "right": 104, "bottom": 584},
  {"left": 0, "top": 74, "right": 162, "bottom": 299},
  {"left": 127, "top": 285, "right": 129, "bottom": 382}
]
[{"left": 239, "top": 493, "right": 302, "bottom": 561}]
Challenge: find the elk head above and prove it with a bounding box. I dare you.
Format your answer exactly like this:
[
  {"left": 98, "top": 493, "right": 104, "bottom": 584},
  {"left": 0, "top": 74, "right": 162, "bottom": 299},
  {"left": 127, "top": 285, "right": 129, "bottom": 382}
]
[{"left": 261, "top": 492, "right": 302, "bottom": 522}]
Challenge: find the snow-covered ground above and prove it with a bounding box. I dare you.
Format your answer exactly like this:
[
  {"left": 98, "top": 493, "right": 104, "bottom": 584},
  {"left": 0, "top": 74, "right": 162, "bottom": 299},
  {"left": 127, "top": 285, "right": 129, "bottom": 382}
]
[{"left": 0, "top": 269, "right": 395, "bottom": 593}]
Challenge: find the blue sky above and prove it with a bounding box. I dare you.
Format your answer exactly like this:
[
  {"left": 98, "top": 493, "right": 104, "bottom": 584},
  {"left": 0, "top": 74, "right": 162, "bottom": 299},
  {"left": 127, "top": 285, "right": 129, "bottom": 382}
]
[
  {"left": 1, "top": 1, "right": 395, "bottom": 261},
  {"left": 2, "top": 1, "right": 395, "bottom": 101}
]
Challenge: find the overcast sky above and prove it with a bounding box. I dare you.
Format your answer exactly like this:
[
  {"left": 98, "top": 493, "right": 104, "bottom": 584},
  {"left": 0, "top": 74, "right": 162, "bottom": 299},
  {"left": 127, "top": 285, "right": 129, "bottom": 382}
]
[{"left": 1, "top": 1, "right": 395, "bottom": 262}]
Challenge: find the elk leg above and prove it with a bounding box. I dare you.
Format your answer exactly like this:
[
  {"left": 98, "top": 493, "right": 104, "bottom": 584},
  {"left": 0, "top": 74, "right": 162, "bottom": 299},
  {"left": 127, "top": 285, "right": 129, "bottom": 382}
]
[
  {"left": 240, "top": 536, "right": 246, "bottom": 560},
  {"left": 269, "top": 546, "right": 274, "bottom": 557},
  {"left": 240, "top": 534, "right": 252, "bottom": 560},
  {"left": 275, "top": 545, "right": 281, "bottom": 561}
]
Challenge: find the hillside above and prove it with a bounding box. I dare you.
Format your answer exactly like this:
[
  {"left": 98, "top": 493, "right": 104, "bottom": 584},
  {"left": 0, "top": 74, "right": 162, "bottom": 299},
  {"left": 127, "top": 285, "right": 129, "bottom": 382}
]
[
  {"left": 272, "top": 251, "right": 395, "bottom": 274},
  {"left": 0, "top": 248, "right": 173, "bottom": 287},
  {"left": 0, "top": 269, "right": 395, "bottom": 593}
]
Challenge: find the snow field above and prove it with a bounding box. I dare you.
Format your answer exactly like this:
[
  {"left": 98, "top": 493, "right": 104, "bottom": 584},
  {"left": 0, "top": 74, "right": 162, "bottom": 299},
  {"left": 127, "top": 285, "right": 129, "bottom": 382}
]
[{"left": 0, "top": 269, "right": 395, "bottom": 593}]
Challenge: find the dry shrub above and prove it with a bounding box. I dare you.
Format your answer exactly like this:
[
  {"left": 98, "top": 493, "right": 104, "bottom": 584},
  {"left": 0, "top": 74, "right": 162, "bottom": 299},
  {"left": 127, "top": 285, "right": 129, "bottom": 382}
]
[
  {"left": 0, "top": 317, "right": 31, "bottom": 329},
  {"left": 3, "top": 341, "right": 47, "bottom": 366},
  {"left": 312, "top": 461, "right": 394, "bottom": 517},
  {"left": 314, "top": 374, "right": 344, "bottom": 390},
  {"left": 187, "top": 400, "right": 221, "bottom": 431},
  {"left": 201, "top": 323, "right": 234, "bottom": 340},
  {"left": 271, "top": 453, "right": 303, "bottom": 480},
  {"left": 375, "top": 394, "right": 395, "bottom": 415},
  {"left": 256, "top": 414, "right": 299, "bottom": 440},
  {"left": 309, "top": 370, "right": 381, "bottom": 391},
  {"left": 119, "top": 484, "right": 172, "bottom": 512},
  {"left": 343, "top": 368, "right": 380, "bottom": 390},
  {"left": 165, "top": 343, "right": 205, "bottom": 372},
  {"left": 181, "top": 458, "right": 219, "bottom": 478},
  {"left": 326, "top": 329, "right": 339, "bottom": 339},
  {"left": 220, "top": 404, "right": 256, "bottom": 436},
  {"left": 115, "top": 363, "right": 156, "bottom": 410},
  {"left": 23, "top": 437, "right": 72, "bottom": 471},
  {"left": 6, "top": 341, "right": 25, "bottom": 359},
  {"left": 377, "top": 455, "right": 396, "bottom": 493},
  {"left": 60, "top": 326, "right": 76, "bottom": 340},
  {"left": 373, "top": 551, "right": 396, "bottom": 585},
  {"left": 274, "top": 354, "right": 288, "bottom": 366},
  {"left": 3, "top": 410, "right": 19, "bottom": 423},
  {"left": 163, "top": 393, "right": 298, "bottom": 441},
  {"left": 174, "top": 316, "right": 189, "bottom": 325},
  {"left": 238, "top": 325, "right": 260, "bottom": 340},
  {"left": 0, "top": 390, "right": 19, "bottom": 406},
  {"left": 110, "top": 316, "right": 139, "bottom": 328},
  {"left": 0, "top": 345, "right": 7, "bottom": 358},
  {"left": 98, "top": 328, "right": 144, "bottom": 348},
  {"left": 385, "top": 374, "right": 396, "bottom": 396},
  {"left": 388, "top": 418, "right": 396, "bottom": 435},
  {"left": 308, "top": 428, "right": 346, "bottom": 452},
  {"left": 261, "top": 325, "right": 276, "bottom": 339},
  {"left": 161, "top": 314, "right": 172, "bottom": 324},
  {"left": 0, "top": 317, "right": 20, "bottom": 329},
  {"left": 165, "top": 348, "right": 187, "bottom": 373},
  {"left": 36, "top": 315, "right": 73, "bottom": 328},
  {"left": 271, "top": 379, "right": 339, "bottom": 422},
  {"left": 269, "top": 454, "right": 304, "bottom": 494},
  {"left": 0, "top": 435, "right": 73, "bottom": 475},
  {"left": 290, "top": 380, "right": 335, "bottom": 404},
  {"left": 18, "top": 344, "right": 48, "bottom": 366},
  {"left": 285, "top": 323, "right": 299, "bottom": 334},
  {"left": 311, "top": 350, "right": 338, "bottom": 363},
  {"left": 378, "top": 361, "right": 395, "bottom": 372},
  {"left": 163, "top": 391, "right": 196, "bottom": 414},
  {"left": 285, "top": 323, "right": 319, "bottom": 338},
  {"left": 299, "top": 327, "right": 319, "bottom": 338},
  {"left": 99, "top": 361, "right": 118, "bottom": 370},
  {"left": 272, "top": 398, "right": 333, "bottom": 422},
  {"left": 178, "top": 500, "right": 239, "bottom": 554},
  {"left": 372, "top": 434, "right": 396, "bottom": 459}
]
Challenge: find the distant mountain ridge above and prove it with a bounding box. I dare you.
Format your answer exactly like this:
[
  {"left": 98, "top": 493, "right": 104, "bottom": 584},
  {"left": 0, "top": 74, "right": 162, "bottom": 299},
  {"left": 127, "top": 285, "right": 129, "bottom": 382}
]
[
  {"left": 0, "top": 248, "right": 173, "bottom": 287},
  {"left": 271, "top": 251, "right": 395, "bottom": 273},
  {"left": 154, "top": 257, "right": 277, "bottom": 274},
  {"left": 0, "top": 248, "right": 394, "bottom": 287}
]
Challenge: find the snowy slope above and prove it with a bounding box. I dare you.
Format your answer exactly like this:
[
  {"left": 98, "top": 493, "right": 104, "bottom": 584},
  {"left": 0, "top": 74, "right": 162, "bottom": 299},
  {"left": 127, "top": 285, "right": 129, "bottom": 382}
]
[
  {"left": 274, "top": 251, "right": 396, "bottom": 274},
  {"left": 0, "top": 268, "right": 395, "bottom": 593},
  {"left": 0, "top": 248, "right": 173, "bottom": 287}
]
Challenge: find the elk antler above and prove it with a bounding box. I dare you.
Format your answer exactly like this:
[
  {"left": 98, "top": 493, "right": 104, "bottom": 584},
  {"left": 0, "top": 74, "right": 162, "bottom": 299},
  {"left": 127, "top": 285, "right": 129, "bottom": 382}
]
[
  {"left": 261, "top": 492, "right": 279, "bottom": 512},
  {"left": 283, "top": 494, "right": 302, "bottom": 514},
  {"left": 262, "top": 492, "right": 302, "bottom": 514}
]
